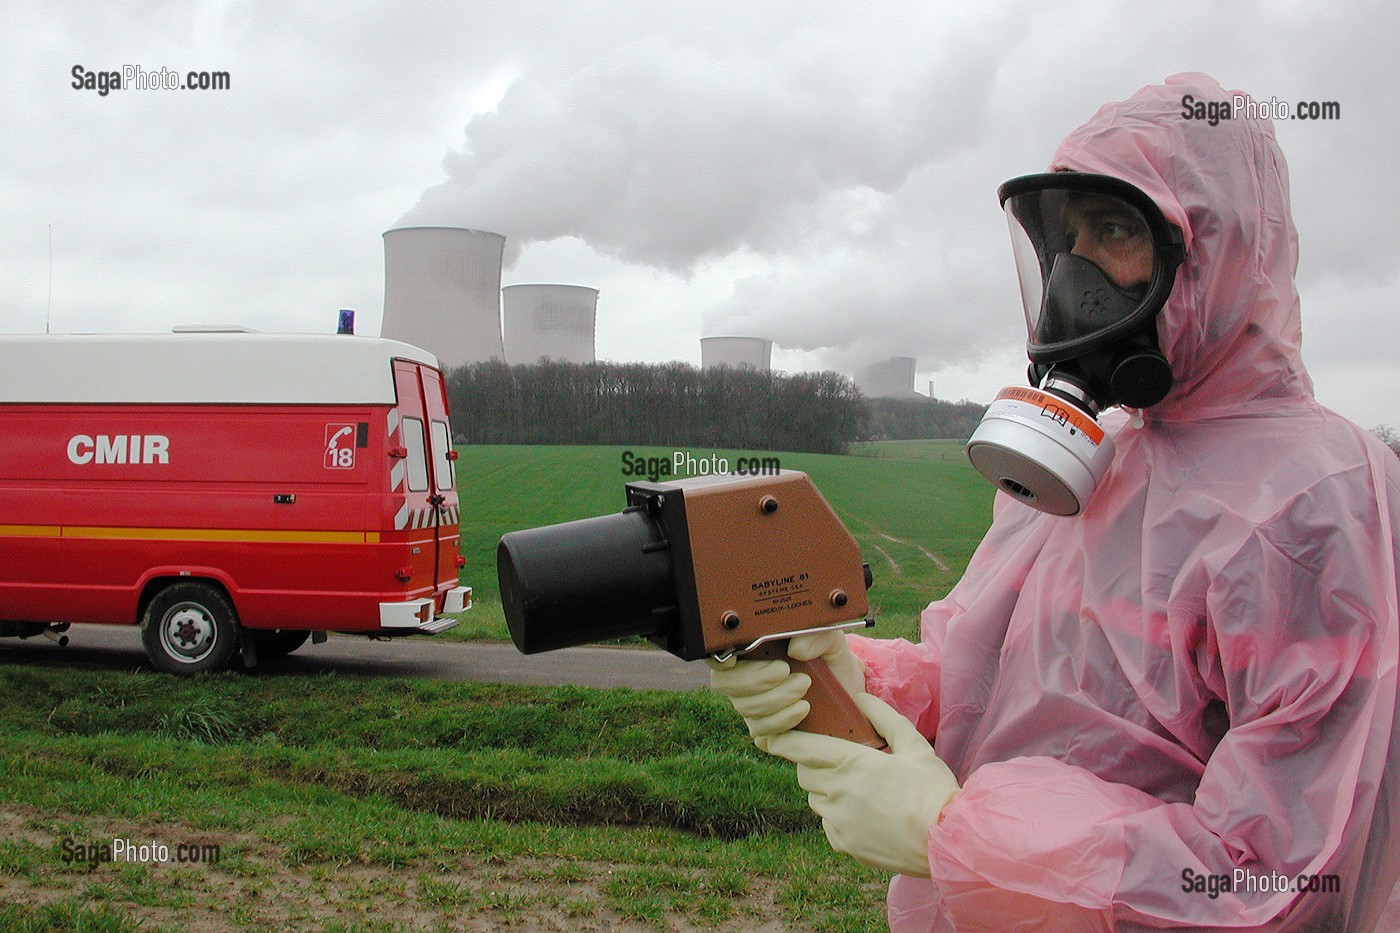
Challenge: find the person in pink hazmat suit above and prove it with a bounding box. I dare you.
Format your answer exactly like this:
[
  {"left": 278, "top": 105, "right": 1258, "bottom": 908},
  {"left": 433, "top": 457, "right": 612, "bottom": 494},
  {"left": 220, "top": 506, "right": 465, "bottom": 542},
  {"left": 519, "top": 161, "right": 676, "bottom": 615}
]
[{"left": 710, "top": 73, "right": 1400, "bottom": 931}]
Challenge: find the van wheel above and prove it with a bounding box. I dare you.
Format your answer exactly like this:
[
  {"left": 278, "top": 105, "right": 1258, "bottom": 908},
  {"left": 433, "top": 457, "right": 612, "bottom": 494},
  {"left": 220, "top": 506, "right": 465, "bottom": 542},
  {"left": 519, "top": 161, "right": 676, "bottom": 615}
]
[
  {"left": 249, "top": 629, "right": 310, "bottom": 658},
  {"left": 142, "top": 582, "right": 239, "bottom": 674}
]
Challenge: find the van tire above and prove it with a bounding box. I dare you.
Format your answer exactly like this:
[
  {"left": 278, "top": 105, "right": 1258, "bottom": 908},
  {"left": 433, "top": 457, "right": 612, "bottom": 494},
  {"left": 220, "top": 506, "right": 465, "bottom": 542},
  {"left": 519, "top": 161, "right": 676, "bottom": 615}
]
[
  {"left": 249, "top": 629, "right": 310, "bottom": 658},
  {"left": 141, "top": 582, "right": 240, "bottom": 674}
]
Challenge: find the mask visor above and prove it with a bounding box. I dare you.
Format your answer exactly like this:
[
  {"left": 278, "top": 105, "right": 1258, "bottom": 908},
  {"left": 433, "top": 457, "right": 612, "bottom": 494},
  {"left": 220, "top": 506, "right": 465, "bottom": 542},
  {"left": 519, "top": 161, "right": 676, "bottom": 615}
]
[{"left": 999, "top": 174, "right": 1182, "bottom": 363}]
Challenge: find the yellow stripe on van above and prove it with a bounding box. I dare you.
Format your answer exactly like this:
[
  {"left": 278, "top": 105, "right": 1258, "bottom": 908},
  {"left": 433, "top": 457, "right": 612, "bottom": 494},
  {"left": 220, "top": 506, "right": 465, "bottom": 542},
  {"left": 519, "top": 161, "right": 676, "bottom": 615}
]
[
  {"left": 0, "top": 525, "right": 61, "bottom": 537},
  {"left": 0, "top": 525, "right": 381, "bottom": 545}
]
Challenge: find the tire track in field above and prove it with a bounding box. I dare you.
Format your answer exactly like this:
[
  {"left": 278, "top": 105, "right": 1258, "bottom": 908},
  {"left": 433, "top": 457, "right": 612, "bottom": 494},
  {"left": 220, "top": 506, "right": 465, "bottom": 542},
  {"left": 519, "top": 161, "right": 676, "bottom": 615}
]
[
  {"left": 879, "top": 533, "right": 951, "bottom": 573},
  {"left": 833, "top": 508, "right": 951, "bottom": 575},
  {"left": 871, "top": 544, "right": 900, "bottom": 574}
]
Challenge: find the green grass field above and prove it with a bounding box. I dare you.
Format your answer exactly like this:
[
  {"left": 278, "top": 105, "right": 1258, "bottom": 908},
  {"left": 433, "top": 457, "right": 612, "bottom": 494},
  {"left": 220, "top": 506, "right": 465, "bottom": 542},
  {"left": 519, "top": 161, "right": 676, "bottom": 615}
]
[
  {"left": 0, "top": 668, "right": 885, "bottom": 931},
  {"left": 0, "top": 440, "right": 996, "bottom": 931},
  {"left": 454, "top": 441, "right": 995, "bottom": 643}
]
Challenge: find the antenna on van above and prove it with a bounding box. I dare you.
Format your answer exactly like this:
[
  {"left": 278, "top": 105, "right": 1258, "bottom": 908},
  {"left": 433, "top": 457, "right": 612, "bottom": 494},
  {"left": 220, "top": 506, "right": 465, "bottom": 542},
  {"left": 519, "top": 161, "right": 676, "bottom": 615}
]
[{"left": 46, "top": 224, "right": 52, "bottom": 335}]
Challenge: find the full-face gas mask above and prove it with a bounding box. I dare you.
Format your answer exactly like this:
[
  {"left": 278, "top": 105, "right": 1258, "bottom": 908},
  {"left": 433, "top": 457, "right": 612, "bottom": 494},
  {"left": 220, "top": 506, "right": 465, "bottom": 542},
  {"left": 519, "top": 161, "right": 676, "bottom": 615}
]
[{"left": 966, "top": 172, "right": 1186, "bottom": 515}]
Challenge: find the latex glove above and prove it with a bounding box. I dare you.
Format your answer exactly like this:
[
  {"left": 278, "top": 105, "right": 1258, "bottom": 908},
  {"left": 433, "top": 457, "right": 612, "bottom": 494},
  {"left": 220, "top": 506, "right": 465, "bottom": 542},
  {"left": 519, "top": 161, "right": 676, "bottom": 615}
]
[
  {"left": 706, "top": 657, "right": 812, "bottom": 740},
  {"left": 766, "top": 692, "right": 960, "bottom": 878},
  {"left": 788, "top": 630, "right": 866, "bottom": 698},
  {"left": 707, "top": 632, "right": 867, "bottom": 742}
]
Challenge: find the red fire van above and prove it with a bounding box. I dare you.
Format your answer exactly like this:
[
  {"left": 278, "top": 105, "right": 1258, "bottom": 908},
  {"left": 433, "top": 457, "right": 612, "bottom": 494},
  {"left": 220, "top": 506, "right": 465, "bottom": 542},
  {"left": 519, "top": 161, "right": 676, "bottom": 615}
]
[{"left": 0, "top": 331, "right": 470, "bottom": 674}]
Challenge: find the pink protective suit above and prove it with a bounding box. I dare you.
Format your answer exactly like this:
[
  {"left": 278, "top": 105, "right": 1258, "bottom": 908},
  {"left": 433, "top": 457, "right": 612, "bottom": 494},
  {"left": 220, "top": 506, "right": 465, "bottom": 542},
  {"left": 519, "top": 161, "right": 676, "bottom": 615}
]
[{"left": 848, "top": 73, "right": 1400, "bottom": 931}]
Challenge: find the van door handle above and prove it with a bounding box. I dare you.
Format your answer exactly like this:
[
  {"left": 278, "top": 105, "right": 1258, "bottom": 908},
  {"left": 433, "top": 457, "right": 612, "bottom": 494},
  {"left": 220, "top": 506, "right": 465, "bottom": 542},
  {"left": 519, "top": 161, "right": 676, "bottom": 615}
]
[{"left": 274, "top": 494, "right": 296, "bottom": 504}]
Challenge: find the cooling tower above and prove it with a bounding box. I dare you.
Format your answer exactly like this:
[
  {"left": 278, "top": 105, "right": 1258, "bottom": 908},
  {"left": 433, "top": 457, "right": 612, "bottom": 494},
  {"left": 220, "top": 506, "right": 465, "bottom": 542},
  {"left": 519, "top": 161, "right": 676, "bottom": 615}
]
[
  {"left": 502, "top": 284, "right": 598, "bottom": 364},
  {"left": 855, "top": 357, "right": 918, "bottom": 398},
  {"left": 700, "top": 336, "right": 773, "bottom": 372},
  {"left": 382, "top": 226, "right": 505, "bottom": 368}
]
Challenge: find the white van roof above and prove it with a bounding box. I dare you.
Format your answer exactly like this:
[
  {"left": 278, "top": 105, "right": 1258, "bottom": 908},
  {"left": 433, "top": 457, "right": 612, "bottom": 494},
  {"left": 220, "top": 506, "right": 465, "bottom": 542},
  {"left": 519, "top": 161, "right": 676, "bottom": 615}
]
[{"left": 0, "top": 333, "right": 441, "bottom": 404}]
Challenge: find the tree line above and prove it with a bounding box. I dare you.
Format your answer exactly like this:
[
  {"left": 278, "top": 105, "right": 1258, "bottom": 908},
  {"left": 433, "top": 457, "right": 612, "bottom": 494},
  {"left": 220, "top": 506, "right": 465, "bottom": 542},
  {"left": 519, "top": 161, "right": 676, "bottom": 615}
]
[
  {"left": 444, "top": 359, "right": 987, "bottom": 453},
  {"left": 864, "top": 396, "right": 987, "bottom": 442}
]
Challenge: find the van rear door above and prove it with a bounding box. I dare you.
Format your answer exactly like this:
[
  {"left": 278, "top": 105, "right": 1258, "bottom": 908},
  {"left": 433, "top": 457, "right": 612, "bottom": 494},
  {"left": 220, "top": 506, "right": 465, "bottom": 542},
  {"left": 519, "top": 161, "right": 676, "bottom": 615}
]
[
  {"left": 419, "top": 366, "right": 461, "bottom": 592},
  {"left": 392, "top": 360, "right": 441, "bottom": 597},
  {"left": 391, "top": 360, "right": 460, "bottom": 600}
]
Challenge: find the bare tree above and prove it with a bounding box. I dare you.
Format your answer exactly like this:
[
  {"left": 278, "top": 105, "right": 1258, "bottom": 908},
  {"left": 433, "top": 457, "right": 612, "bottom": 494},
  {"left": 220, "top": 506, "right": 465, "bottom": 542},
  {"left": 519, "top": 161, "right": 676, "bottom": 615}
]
[{"left": 1371, "top": 425, "right": 1400, "bottom": 457}]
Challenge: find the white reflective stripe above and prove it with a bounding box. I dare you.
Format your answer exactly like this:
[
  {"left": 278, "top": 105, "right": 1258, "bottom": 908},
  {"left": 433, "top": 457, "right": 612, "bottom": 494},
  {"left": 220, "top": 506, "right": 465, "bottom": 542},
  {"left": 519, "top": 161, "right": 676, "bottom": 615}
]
[
  {"left": 392, "top": 503, "right": 457, "bottom": 531},
  {"left": 387, "top": 408, "right": 400, "bottom": 438},
  {"left": 390, "top": 461, "right": 405, "bottom": 491}
]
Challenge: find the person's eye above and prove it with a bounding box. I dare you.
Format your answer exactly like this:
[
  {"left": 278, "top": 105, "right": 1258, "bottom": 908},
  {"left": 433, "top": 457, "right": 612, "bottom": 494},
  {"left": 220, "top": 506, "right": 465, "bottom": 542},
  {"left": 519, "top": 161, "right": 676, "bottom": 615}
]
[{"left": 1100, "top": 218, "right": 1145, "bottom": 242}]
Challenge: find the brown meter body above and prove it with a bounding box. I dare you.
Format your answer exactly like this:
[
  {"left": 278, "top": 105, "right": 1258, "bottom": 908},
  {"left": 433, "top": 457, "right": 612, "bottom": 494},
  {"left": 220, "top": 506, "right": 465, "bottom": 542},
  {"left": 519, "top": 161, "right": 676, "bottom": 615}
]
[{"left": 496, "top": 471, "right": 884, "bottom": 747}]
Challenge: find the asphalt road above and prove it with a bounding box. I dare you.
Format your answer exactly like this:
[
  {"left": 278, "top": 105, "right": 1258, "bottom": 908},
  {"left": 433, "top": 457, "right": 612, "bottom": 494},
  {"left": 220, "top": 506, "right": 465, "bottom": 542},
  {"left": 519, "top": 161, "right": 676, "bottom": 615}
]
[{"left": 0, "top": 624, "right": 711, "bottom": 692}]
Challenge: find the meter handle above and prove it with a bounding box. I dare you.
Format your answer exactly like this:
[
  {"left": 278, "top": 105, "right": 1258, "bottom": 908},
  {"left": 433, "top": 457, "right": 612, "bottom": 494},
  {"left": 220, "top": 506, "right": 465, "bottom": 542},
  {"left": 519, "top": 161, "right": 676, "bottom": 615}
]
[{"left": 747, "top": 640, "right": 887, "bottom": 750}]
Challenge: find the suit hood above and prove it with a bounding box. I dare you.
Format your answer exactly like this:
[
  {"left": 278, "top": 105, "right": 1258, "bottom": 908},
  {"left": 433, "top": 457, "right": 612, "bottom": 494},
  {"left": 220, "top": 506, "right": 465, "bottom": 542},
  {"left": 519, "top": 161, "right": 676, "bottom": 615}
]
[{"left": 1049, "top": 72, "right": 1314, "bottom": 422}]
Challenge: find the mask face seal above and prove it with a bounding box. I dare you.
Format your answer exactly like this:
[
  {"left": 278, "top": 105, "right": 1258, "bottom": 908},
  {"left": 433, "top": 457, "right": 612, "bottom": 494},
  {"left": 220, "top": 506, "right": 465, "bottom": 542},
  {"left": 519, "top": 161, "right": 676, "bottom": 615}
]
[{"left": 965, "top": 172, "right": 1184, "bottom": 516}]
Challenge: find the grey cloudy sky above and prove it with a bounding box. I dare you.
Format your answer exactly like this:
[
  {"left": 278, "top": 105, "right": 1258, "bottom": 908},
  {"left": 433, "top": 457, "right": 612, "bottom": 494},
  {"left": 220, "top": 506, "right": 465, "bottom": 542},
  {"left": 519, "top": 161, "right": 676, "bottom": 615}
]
[{"left": 4, "top": 0, "right": 1395, "bottom": 429}]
